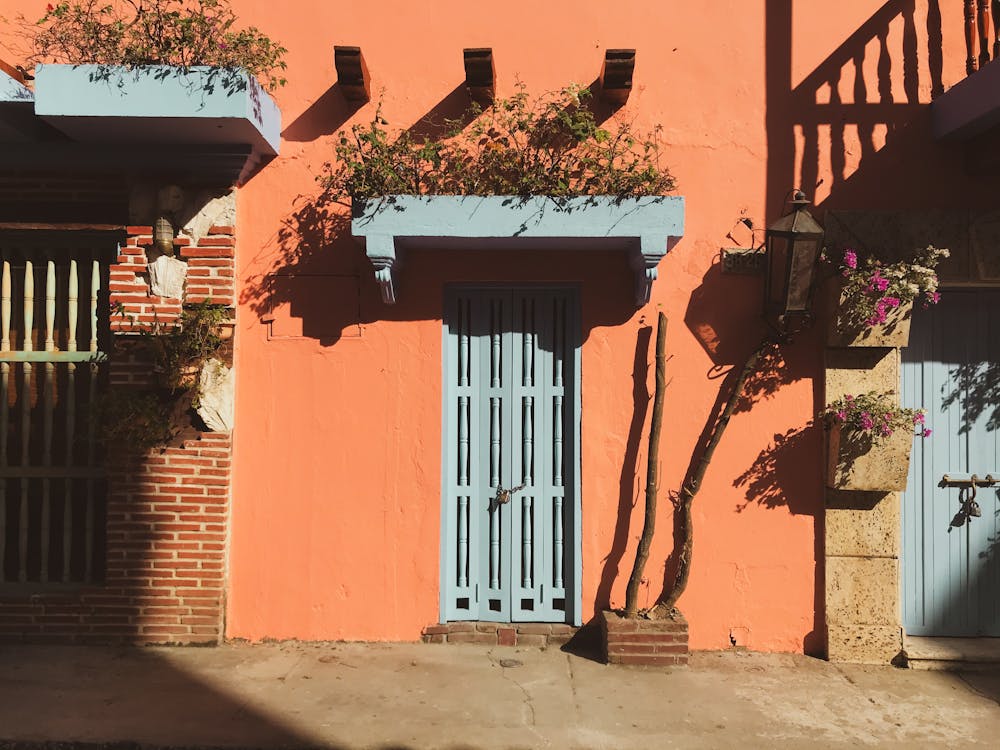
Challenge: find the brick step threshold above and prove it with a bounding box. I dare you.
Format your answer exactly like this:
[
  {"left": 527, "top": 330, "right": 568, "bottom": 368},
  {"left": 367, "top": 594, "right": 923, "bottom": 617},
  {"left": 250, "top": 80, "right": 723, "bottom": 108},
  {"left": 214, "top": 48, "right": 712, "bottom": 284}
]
[
  {"left": 904, "top": 635, "right": 1000, "bottom": 671},
  {"left": 422, "top": 622, "right": 576, "bottom": 648}
]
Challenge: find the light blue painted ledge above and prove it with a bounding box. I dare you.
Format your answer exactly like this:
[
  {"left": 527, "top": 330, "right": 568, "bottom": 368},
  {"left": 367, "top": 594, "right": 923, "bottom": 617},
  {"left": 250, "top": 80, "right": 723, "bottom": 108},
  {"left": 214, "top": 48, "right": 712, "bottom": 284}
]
[
  {"left": 33, "top": 64, "right": 280, "bottom": 156},
  {"left": 0, "top": 69, "right": 33, "bottom": 103},
  {"left": 351, "top": 195, "right": 685, "bottom": 306}
]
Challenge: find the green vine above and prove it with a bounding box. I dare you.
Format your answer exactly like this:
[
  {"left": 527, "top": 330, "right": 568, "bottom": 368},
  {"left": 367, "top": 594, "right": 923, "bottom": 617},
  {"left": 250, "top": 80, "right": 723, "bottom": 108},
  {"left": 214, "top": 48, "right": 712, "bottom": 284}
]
[
  {"left": 21, "top": 0, "right": 287, "bottom": 90},
  {"left": 322, "top": 84, "right": 676, "bottom": 200}
]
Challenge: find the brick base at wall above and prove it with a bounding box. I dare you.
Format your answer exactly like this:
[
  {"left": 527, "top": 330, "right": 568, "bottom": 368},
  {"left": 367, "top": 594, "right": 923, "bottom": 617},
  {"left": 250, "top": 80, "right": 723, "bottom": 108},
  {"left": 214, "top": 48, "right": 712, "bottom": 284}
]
[
  {"left": 600, "top": 609, "right": 689, "bottom": 667},
  {"left": 0, "top": 433, "right": 232, "bottom": 645},
  {"left": 422, "top": 622, "right": 576, "bottom": 648}
]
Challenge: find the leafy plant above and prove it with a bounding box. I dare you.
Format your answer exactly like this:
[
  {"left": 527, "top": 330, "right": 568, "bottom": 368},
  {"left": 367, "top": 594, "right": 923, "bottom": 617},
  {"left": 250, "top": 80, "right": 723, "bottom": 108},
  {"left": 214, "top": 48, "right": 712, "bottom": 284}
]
[
  {"left": 834, "top": 246, "right": 949, "bottom": 330},
  {"left": 22, "top": 0, "right": 287, "bottom": 90},
  {"left": 133, "top": 300, "right": 229, "bottom": 394},
  {"left": 101, "top": 301, "right": 229, "bottom": 451},
  {"left": 322, "top": 83, "right": 676, "bottom": 199},
  {"left": 821, "top": 391, "right": 930, "bottom": 442},
  {"left": 96, "top": 389, "right": 176, "bottom": 452}
]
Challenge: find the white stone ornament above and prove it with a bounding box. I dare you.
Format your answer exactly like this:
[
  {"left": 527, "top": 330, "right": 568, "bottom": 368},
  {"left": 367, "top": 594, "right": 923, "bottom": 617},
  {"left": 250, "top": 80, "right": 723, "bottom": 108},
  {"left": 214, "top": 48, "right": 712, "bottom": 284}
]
[
  {"left": 148, "top": 255, "right": 188, "bottom": 299},
  {"left": 196, "top": 358, "right": 234, "bottom": 432}
]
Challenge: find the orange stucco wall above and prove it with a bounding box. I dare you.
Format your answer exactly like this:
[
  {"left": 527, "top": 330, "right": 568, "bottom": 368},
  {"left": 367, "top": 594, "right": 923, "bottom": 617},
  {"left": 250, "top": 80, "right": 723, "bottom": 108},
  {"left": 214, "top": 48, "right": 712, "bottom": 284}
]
[{"left": 2, "top": 0, "right": 985, "bottom": 651}]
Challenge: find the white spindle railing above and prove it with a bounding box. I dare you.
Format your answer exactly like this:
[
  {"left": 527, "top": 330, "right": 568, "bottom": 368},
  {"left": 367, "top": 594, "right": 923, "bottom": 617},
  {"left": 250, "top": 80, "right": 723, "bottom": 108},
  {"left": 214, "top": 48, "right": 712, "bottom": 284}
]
[{"left": 0, "top": 250, "right": 107, "bottom": 585}]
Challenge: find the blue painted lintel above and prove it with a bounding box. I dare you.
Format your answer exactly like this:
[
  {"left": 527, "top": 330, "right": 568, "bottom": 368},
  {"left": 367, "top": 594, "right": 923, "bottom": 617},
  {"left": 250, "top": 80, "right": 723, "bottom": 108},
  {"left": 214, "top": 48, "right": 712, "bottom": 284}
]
[{"left": 352, "top": 195, "right": 685, "bottom": 306}]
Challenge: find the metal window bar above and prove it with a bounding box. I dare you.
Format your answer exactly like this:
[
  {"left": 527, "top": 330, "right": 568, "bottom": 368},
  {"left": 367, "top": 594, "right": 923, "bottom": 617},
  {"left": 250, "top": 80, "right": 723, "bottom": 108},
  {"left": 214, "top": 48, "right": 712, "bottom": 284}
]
[{"left": 0, "top": 237, "right": 112, "bottom": 586}]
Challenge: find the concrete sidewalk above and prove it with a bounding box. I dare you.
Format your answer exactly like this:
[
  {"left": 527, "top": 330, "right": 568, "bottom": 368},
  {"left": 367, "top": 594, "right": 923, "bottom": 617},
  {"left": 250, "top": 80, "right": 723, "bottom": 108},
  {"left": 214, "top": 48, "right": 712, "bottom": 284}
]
[{"left": 1, "top": 642, "right": 999, "bottom": 749}]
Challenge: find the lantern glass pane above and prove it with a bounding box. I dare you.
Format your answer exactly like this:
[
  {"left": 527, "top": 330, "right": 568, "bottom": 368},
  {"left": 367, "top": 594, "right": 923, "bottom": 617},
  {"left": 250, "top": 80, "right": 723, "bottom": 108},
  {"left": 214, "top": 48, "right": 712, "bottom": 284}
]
[
  {"left": 766, "top": 235, "right": 789, "bottom": 310},
  {"left": 786, "top": 239, "right": 819, "bottom": 311}
]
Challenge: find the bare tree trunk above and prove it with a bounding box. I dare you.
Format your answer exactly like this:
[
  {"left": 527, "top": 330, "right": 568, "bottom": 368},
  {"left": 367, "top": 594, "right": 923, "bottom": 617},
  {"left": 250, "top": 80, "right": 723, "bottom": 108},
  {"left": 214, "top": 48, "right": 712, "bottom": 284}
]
[
  {"left": 624, "top": 312, "right": 667, "bottom": 617},
  {"left": 652, "top": 335, "right": 771, "bottom": 617}
]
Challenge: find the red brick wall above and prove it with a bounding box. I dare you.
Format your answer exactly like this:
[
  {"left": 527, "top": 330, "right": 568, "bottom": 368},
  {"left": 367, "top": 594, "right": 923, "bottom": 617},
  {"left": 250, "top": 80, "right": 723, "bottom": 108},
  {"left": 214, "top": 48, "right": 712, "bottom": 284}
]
[
  {"left": 0, "top": 224, "right": 236, "bottom": 644},
  {"left": 111, "top": 224, "right": 236, "bottom": 331},
  {"left": 0, "top": 434, "right": 231, "bottom": 644},
  {"left": 183, "top": 225, "right": 236, "bottom": 305}
]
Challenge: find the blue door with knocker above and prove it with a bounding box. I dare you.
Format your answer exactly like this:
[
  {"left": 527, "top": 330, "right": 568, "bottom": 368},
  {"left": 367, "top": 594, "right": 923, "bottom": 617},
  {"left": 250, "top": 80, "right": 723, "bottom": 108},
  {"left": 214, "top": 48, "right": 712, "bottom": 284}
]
[
  {"left": 440, "top": 287, "right": 581, "bottom": 624},
  {"left": 901, "top": 289, "right": 1000, "bottom": 636}
]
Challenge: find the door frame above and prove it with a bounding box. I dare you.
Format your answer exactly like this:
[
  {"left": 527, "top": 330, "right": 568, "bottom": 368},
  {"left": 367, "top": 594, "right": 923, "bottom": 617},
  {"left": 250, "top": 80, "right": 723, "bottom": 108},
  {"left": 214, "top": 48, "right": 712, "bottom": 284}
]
[{"left": 438, "top": 284, "right": 583, "bottom": 625}]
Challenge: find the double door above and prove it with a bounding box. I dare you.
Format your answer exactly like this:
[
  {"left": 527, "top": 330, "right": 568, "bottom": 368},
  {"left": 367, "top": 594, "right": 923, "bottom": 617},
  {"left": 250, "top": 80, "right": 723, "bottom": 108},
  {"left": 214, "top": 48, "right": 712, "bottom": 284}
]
[{"left": 441, "top": 287, "right": 580, "bottom": 624}]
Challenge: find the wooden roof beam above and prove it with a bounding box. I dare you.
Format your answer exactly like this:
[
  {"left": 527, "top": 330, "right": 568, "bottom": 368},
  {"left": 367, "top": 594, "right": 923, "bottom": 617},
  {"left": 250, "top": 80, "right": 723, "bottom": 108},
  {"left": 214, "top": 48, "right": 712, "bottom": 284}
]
[
  {"left": 334, "top": 46, "right": 371, "bottom": 102},
  {"left": 463, "top": 48, "right": 495, "bottom": 105},
  {"left": 600, "top": 49, "right": 636, "bottom": 105}
]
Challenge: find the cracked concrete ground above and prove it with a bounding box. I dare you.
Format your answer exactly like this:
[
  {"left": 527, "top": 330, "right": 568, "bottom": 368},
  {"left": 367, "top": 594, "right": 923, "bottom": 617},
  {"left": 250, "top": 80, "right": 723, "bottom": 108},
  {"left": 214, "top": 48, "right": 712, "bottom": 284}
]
[{"left": 1, "top": 642, "right": 999, "bottom": 749}]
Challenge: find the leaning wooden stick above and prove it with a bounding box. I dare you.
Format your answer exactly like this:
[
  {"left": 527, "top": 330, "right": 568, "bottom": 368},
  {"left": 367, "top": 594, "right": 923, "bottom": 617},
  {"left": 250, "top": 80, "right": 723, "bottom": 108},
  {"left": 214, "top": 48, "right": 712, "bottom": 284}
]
[{"left": 624, "top": 311, "right": 667, "bottom": 617}]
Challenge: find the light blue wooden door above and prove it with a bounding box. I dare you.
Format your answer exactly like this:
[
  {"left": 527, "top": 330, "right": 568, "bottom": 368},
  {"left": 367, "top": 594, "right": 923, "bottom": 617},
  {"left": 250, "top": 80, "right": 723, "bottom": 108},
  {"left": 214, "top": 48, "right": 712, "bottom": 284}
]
[
  {"left": 902, "top": 290, "right": 1000, "bottom": 636},
  {"left": 441, "top": 288, "right": 581, "bottom": 624}
]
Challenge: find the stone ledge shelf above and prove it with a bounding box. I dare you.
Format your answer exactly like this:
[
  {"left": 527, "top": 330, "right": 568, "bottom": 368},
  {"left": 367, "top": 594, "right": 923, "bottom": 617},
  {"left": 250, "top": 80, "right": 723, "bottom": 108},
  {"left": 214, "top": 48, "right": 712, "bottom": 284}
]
[
  {"left": 24, "top": 64, "right": 281, "bottom": 184},
  {"left": 351, "top": 195, "right": 685, "bottom": 305}
]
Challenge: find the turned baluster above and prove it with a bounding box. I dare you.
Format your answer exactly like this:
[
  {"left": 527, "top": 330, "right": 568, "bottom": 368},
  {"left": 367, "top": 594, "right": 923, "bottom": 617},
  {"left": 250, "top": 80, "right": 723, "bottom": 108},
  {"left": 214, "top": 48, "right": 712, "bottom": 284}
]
[
  {"left": 967, "top": 0, "right": 979, "bottom": 74},
  {"left": 978, "top": 0, "right": 993, "bottom": 68}
]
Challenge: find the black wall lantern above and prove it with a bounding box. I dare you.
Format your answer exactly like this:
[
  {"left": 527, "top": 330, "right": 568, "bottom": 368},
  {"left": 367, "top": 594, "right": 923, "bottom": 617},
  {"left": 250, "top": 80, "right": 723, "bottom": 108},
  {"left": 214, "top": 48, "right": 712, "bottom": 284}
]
[{"left": 763, "top": 190, "right": 824, "bottom": 334}]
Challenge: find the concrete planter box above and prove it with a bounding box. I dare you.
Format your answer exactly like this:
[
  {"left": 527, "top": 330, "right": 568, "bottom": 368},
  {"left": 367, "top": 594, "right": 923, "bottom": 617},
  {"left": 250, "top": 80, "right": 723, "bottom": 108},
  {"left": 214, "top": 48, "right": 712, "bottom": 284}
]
[
  {"left": 827, "top": 424, "right": 912, "bottom": 491},
  {"left": 599, "top": 609, "right": 689, "bottom": 667},
  {"left": 826, "top": 281, "right": 913, "bottom": 348},
  {"left": 32, "top": 64, "right": 280, "bottom": 178},
  {"left": 351, "top": 195, "right": 685, "bottom": 306}
]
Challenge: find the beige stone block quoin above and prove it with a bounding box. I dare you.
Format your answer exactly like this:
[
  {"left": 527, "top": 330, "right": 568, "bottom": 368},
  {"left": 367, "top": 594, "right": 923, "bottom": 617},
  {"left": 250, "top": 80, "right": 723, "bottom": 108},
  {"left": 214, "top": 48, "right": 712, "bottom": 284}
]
[
  {"left": 827, "top": 624, "right": 902, "bottom": 665},
  {"left": 825, "top": 491, "right": 899, "bottom": 558},
  {"left": 826, "top": 556, "right": 899, "bottom": 626},
  {"left": 825, "top": 348, "right": 899, "bottom": 403}
]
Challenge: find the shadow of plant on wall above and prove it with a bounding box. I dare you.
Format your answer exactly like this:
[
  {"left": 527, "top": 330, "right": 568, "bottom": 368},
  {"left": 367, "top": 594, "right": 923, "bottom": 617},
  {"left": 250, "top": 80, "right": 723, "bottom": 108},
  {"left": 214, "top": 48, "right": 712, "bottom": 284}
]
[
  {"left": 733, "top": 423, "right": 821, "bottom": 514},
  {"left": 238, "top": 181, "right": 359, "bottom": 345},
  {"left": 734, "top": 341, "right": 796, "bottom": 414},
  {"left": 941, "top": 362, "right": 1000, "bottom": 435}
]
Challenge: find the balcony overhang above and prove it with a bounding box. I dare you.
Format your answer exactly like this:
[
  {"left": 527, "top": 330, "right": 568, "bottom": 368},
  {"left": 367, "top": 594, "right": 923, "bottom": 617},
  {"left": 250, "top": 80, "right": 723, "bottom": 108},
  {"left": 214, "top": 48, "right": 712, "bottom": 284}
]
[
  {"left": 932, "top": 57, "right": 1000, "bottom": 141},
  {"left": 0, "top": 64, "right": 281, "bottom": 185},
  {"left": 351, "top": 195, "right": 685, "bottom": 306}
]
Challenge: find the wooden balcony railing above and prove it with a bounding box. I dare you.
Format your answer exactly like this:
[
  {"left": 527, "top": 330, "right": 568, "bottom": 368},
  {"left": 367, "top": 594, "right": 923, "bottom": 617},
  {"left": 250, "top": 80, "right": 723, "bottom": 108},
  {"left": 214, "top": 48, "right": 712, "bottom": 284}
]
[{"left": 964, "top": 0, "right": 1000, "bottom": 74}]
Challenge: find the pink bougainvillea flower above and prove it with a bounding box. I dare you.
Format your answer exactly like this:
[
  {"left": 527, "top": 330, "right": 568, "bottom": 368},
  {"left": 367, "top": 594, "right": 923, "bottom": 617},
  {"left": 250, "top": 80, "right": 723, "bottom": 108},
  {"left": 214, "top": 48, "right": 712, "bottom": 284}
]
[
  {"left": 843, "top": 250, "right": 858, "bottom": 270},
  {"left": 922, "top": 428, "right": 932, "bottom": 438},
  {"left": 929, "top": 291, "right": 941, "bottom": 304},
  {"left": 835, "top": 410, "right": 847, "bottom": 423},
  {"left": 912, "top": 412, "right": 925, "bottom": 425},
  {"left": 883, "top": 296, "right": 900, "bottom": 308},
  {"left": 860, "top": 412, "right": 875, "bottom": 431}
]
